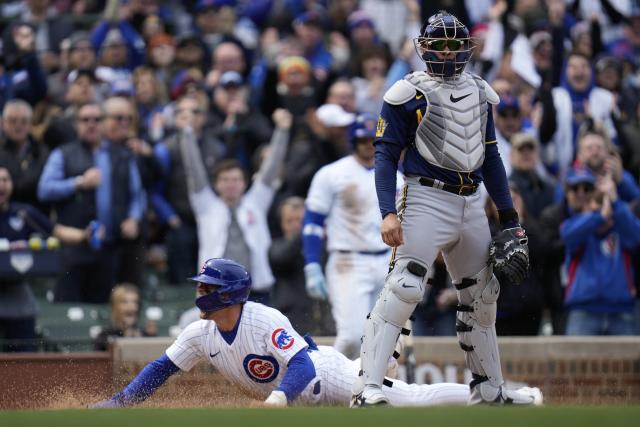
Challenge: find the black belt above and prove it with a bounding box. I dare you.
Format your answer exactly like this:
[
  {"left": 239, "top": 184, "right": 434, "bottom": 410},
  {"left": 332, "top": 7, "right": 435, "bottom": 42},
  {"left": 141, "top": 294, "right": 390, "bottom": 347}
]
[
  {"left": 418, "top": 176, "right": 478, "bottom": 196},
  {"left": 336, "top": 249, "right": 389, "bottom": 256}
]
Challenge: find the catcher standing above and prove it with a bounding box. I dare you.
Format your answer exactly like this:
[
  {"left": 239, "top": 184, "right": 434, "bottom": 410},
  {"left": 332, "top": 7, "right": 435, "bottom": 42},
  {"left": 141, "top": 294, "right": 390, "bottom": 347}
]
[{"left": 354, "top": 11, "right": 540, "bottom": 406}]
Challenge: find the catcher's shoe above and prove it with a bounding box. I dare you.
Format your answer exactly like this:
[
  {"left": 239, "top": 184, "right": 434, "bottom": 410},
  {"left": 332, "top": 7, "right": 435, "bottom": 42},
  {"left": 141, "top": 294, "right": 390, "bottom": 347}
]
[
  {"left": 350, "top": 386, "right": 389, "bottom": 408},
  {"left": 471, "top": 384, "right": 543, "bottom": 405},
  {"left": 515, "top": 386, "right": 543, "bottom": 406}
]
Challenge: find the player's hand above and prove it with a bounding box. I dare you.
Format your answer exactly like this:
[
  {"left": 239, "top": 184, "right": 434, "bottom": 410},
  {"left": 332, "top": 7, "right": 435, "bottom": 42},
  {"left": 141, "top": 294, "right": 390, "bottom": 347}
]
[
  {"left": 264, "top": 390, "right": 287, "bottom": 407},
  {"left": 381, "top": 213, "right": 404, "bottom": 247},
  {"left": 304, "top": 263, "right": 328, "bottom": 300}
]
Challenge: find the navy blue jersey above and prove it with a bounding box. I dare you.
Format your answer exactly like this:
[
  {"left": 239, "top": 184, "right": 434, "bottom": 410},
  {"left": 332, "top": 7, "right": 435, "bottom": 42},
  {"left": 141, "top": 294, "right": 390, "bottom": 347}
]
[
  {"left": 375, "top": 94, "right": 496, "bottom": 185},
  {"left": 0, "top": 203, "right": 54, "bottom": 241},
  {"left": 374, "top": 92, "right": 512, "bottom": 218}
]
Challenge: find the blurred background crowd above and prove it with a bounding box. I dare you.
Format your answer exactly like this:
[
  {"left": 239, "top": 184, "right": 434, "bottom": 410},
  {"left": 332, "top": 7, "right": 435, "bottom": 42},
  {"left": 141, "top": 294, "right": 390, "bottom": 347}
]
[{"left": 0, "top": 0, "right": 640, "bottom": 353}]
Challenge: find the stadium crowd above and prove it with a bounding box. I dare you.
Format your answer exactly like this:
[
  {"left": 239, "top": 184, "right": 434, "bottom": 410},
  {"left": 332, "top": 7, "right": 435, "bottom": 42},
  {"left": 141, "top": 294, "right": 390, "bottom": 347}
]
[{"left": 0, "top": 0, "right": 640, "bottom": 352}]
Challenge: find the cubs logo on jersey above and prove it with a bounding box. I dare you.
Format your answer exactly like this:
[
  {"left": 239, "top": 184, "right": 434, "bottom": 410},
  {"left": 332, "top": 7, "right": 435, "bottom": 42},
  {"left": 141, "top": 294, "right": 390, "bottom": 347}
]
[
  {"left": 243, "top": 354, "right": 280, "bottom": 383},
  {"left": 271, "top": 328, "right": 294, "bottom": 350}
]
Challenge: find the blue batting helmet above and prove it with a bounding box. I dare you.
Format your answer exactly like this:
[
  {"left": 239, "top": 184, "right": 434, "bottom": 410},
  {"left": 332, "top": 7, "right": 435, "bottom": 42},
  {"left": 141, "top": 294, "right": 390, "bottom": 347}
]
[
  {"left": 414, "top": 11, "right": 473, "bottom": 78},
  {"left": 190, "top": 258, "right": 251, "bottom": 312},
  {"left": 349, "top": 112, "right": 377, "bottom": 147}
]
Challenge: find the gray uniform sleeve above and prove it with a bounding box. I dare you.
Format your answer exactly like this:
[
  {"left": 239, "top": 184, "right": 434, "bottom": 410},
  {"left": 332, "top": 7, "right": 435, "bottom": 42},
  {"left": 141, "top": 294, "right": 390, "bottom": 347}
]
[
  {"left": 178, "top": 128, "right": 209, "bottom": 194},
  {"left": 254, "top": 127, "right": 290, "bottom": 189}
]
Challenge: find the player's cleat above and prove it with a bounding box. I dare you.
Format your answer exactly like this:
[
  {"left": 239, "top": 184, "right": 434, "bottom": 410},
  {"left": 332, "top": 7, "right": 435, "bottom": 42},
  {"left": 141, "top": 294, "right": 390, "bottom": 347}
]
[
  {"left": 351, "top": 386, "right": 389, "bottom": 407},
  {"left": 515, "top": 386, "right": 543, "bottom": 406}
]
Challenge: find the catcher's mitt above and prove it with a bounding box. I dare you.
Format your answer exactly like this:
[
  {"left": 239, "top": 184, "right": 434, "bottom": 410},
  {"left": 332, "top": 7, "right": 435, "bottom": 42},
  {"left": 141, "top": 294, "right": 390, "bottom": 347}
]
[{"left": 488, "top": 227, "right": 529, "bottom": 285}]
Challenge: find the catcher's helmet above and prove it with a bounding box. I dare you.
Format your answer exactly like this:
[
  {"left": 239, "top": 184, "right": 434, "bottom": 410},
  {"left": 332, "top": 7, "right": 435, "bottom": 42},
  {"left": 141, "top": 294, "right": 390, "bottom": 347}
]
[
  {"left": 414, "top": 10, "right": 473, "bottom": 78},
  {"left": 190, "top": 258, "right": 252, "bottom": 313},
  {"left": 349, "top": 112, "right": 377, "bottom": 147}
]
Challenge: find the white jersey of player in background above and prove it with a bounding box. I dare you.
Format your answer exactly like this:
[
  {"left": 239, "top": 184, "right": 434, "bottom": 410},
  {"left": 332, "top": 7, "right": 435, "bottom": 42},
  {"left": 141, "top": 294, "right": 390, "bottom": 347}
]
[
  {"left": 306, "top": 156, "right": 403, "bottom": 253},
  {"left": 304, "top": 158, "right": 404, "bottom": 359},
  {"left": 166, "top": 301, "right": 468, "bottom": 406}
]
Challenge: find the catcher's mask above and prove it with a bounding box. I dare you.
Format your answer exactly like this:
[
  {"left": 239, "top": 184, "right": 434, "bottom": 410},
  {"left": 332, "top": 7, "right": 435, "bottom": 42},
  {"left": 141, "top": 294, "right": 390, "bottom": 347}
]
[
  {"left": 414, "top": 10, "right": 474, "bottom": 79},
  {"left": 190, "top": 258, "right": 252, "bottom": 313}
]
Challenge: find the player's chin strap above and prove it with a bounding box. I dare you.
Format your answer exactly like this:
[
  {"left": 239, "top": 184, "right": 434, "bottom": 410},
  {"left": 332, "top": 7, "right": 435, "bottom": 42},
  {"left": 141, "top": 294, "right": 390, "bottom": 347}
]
[{"left": 360, "top": 258, "right": 429, "bottom": 390}]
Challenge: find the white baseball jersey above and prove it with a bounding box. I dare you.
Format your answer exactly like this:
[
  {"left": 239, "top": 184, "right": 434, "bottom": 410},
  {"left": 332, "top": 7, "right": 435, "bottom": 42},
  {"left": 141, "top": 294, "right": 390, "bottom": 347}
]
[
  {"left": 165, "top": 302, "right": 468, "bottom": 406},
  {"left": 305, "top": 155, "right": 404, "bottom": 252}
]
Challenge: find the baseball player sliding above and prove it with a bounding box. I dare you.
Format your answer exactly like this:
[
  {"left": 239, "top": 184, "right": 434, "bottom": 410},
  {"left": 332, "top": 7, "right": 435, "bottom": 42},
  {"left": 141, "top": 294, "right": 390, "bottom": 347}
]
[
  {"left": 302, "top": 113, "right": 404, "bottom": 359},
  {"left": 354, "top": 11, "right": 540, "bottom": 406},
  {"left": 92, "top": 258, "right": 476, "bottom": 408}
]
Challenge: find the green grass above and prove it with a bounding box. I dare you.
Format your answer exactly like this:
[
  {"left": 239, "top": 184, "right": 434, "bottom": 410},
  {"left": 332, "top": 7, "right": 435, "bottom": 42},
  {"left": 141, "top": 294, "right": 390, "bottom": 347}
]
[{"left": 1, "top": 406, "right": 639, "bottom": 427}]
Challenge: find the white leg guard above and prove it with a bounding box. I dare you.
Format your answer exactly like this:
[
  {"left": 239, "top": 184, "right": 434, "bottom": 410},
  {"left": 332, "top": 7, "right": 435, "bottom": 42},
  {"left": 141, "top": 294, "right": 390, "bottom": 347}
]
[
  {"left": 454, "top": 266, "right": 537, "bottom": 405},
  {"left": 355, "top": 259, "right": 428, "bottom": 406}
]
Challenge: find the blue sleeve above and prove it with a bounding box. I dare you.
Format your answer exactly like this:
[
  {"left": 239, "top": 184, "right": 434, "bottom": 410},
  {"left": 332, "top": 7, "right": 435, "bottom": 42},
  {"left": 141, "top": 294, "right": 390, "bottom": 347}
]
[
  {"left": 37, "top": 149, "right": 78, "bottom": 202},
  {"left": 111, "top": 354, "right": 180, "bottom": 406},
  {"left": 484, "top": 105, "right": 497, "bottom": 143},
  {"left": 560, "top": 212, "right": 604, "bottom": 253},
  {"left": 374, "top": 101, "right": 411, "bottom": 218},
  {"left": 91, "top": 20, "right": 111, "bottom": 51},
  {"left": 375, "top": 142, "right": 403, "bottom": 218},
  {"left": 14, "top": 53, "right": 47, "bottom": 105},
  {"left": 302, "top": 210, "right": 326, "bottom": 265},
  {"left": 117, "top": 21, "right": 145, "bottom": 70},
  {"left": 617, "top": 171, "right": 640, "bottom": 202},
  {"left": 150, "top": 143, "right": 177, "bottom": 223},
  {"left": 127, "top": 158, "right": 144, "bottom": 220},
  {"left": 275, "top": 348, "right": 316, "bottom": 402},
  {"left": 612, "top": 200, "right": 640, "bottom": 248},
  {"left": 482, "top": 142, "right": 514, "bottom": 212}
]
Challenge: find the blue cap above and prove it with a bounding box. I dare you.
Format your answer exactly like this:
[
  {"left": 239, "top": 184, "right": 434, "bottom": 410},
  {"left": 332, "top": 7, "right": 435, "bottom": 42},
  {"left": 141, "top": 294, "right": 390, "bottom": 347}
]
[
  {"left": 349, "top": 113, "right": 377, "bottom": 144},
  {"left": 497, "top": 95, "right": 520, "bottom": 115},
  {"left": 565, "top": 167, "right": 595, "bottom": 186}
]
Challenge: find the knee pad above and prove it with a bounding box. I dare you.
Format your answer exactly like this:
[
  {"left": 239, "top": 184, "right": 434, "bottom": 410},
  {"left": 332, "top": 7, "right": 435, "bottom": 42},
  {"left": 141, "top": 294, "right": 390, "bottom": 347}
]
[{"left": 375, "top": 258, "right": 429, "bottom": 327}]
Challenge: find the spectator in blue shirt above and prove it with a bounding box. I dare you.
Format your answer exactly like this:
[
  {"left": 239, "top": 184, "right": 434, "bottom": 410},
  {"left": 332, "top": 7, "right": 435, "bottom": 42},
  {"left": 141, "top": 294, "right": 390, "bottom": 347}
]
[
  {"left": 561, "top": 167, "right": 640, "bottom": 335},
  {"left": 37, "top": 102, "right": 143, "bottom": 303}
]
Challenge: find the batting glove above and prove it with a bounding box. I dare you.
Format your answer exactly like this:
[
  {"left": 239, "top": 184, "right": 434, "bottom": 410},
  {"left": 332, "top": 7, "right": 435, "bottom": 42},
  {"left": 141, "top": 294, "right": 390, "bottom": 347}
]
[
  {"left": 264, "top": 390, "right": 287, "bottom": 407},
  {"left": 304, "top": 263, "right": 328, "bottom": 300}
]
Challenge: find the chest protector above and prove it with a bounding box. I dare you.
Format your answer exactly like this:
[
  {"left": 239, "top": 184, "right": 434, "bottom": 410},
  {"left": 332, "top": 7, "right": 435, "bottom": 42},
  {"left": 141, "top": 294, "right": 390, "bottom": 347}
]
[{"left": 405, "top": 72, "right": 495, "bottom": 172}]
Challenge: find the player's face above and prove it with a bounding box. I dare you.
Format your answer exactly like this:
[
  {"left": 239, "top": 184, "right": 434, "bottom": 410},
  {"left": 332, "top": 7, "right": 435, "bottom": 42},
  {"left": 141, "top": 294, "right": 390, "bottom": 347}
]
[
  {"left": 197, "top": 283, "right": 218, "bottom": 320},
  {"left": 0, "top": 168, "right": 13, "bottom": 206},
  {"left": 354, "top": 137, "right": 375, "bottom": 162}
]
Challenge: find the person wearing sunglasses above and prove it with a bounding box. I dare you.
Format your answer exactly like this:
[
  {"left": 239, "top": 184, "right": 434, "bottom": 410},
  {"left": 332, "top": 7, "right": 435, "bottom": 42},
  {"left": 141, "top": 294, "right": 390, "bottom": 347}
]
[{"left": 357, "top": 10, "right": 540, "bottom": 407}]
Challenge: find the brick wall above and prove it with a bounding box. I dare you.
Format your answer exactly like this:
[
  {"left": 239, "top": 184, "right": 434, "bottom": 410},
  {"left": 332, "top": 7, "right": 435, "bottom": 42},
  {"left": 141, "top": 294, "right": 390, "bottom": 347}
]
[{"left": 110, "top": 336, "right": 640, "bottom": 405}]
